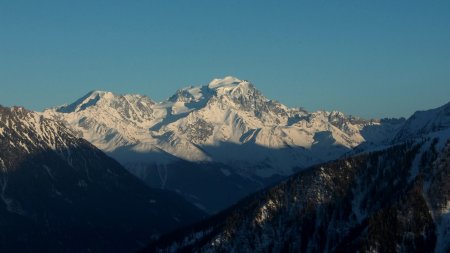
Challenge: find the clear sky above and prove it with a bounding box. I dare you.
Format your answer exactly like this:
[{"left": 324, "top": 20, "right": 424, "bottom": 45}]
[{"left": 1, "top": 0, "right": 449, "bottom": 118}]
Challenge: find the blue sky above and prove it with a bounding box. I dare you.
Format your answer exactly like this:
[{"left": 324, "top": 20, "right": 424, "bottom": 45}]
[{"left": 1, "top": 1, "right": 449, "bottom": 118}]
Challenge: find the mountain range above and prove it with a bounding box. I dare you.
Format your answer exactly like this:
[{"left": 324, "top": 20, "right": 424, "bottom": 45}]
[
  {"left": 2, "top": 76, "right": 449, "bottom": 252},
  {"left": 43, "top": 76, "right": 405, "bottom": 213},
  {"left": 143, "top": 93, "right": 450, "bottom": 253}
]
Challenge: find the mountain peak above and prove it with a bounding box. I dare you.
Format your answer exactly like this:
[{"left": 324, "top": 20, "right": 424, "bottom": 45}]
[
  {"left": 394, "top": 101, "right": 450, "bottom": 142},
  {"left": 54, "top": 90, "right": 155, "bottom": 114},
  {"left": 167, "top": 76, "right": 258, "bottom": 108},
  {"left": 207, "top": 76, "right": 244, "bottom": 89},
  {"left": 206, "top": 76, "right": 261, "bottom": 100},
  {"left": 55, "top": 90, "right": 109, "bottom": 113}
]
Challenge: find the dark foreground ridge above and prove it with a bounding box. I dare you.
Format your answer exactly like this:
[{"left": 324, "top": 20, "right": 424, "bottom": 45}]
[
  {"left": 144, "top": 136, "right": 450, "bottom": 252},
  {"left": 0, "top": 106, "right": 206, "bottom": 253}
]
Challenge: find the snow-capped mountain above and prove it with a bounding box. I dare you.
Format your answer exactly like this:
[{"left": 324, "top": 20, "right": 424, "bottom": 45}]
[
  {"left": 144, "top": 126, "right": 450, "bottom": 253},
  {"left": 0, "top": 105, "right": 205, "bottom": 252},
  {"left": 394, "top": 101, "right": 450, "bottom": 142},
  {"left": 43, "top": 76, "right": 404, "bottom": 212}
]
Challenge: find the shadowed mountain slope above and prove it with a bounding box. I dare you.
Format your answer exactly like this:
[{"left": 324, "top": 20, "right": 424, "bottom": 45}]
[{"left": 0, "top": 105, "right": 205, "bottom": 253}]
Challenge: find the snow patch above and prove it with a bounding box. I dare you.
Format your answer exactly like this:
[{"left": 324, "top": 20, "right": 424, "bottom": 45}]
[
  {"left": 255, "top": 199, "right": 278, "bottom": 225},
  {"left": 220, "top": 168, "right": 231, "bottom": 176},
  {"left": 0, "top": 177, "right": 25, "bottom": 215},
  {"left": 435, "top": 200, "right": 450, "bottom": 253},
  {"left": 351, "top": 176, "right": 368, "bottom": 223},
  {"left": 208, "top": 76, "right": 242, "bottom": 89},
  {"left": 43, "top": 165, "right": 55, "bottom": 180},
  {"left": 408, "top": 140, "right": 431, "bottom": 182}
]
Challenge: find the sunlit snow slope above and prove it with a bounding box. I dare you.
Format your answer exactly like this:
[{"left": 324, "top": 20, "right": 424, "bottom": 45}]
[{"left": 43, "top": 77, "right": 404, "bottom": 212}]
